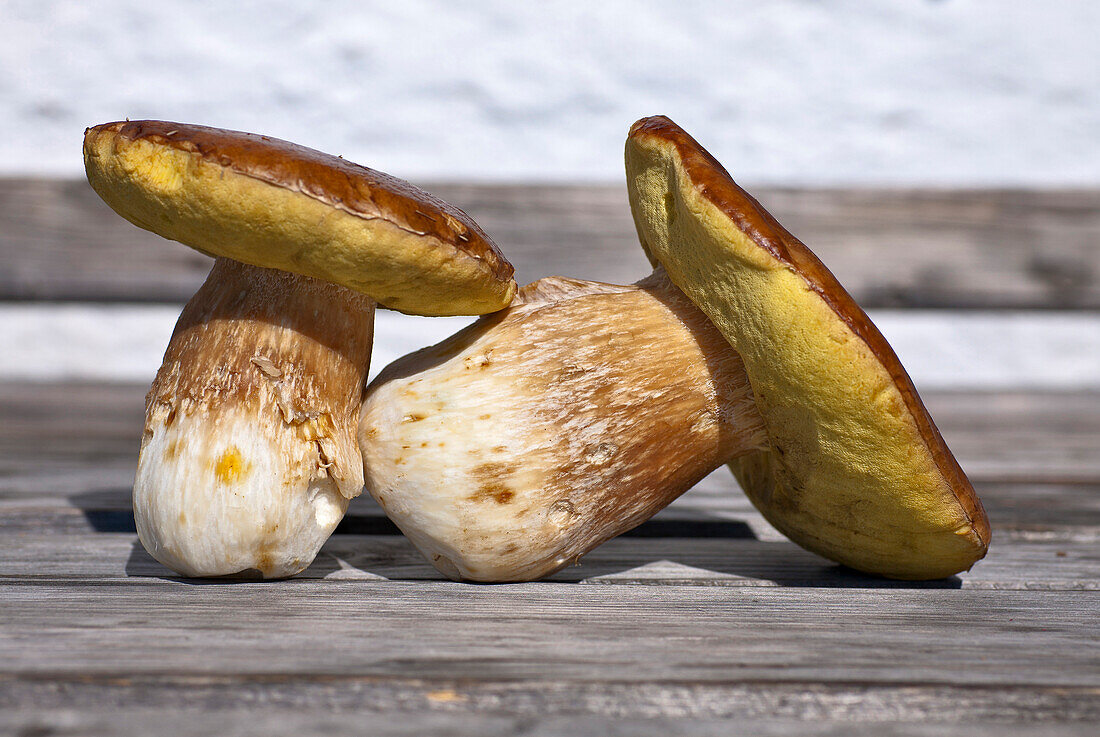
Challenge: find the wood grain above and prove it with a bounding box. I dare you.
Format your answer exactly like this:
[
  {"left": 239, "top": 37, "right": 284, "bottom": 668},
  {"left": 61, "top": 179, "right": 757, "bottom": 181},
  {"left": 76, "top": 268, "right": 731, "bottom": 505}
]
[
  {"left": 4, "top": 173, "right": 1100, "bottom": 733},
  {"left": 4, "top": 384, "right": 1098, "bottom": 536},
  {"left": 4, "top": 693, "right": 1097, "bottom": 736},
  {"left": 4, "top": 383, "right": 1100, "bottom": 481},
  {"left": 3, "top": 379, "right": 1099, "bottom": 731},
  {"left": 0, "top": 529, "right": 1096, "bottom": 591},
  {"left": 3, "top": 581, "right": 1097, "bottom": 685},
  {"left": 3, "top": 179, "right": 1099, "bottom": 308},
  {"left": 2, "top": 686, "right": 1098, "bottom": 735}
]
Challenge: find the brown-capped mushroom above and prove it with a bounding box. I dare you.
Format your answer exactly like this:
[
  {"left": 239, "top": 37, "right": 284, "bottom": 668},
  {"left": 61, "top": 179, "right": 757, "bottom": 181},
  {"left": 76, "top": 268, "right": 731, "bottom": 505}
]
[
  {"left": 84, "top": 120, "right": 515, "bottom": 578},
  {"left": 359, "top": 116, "right": 989, "bottom": 582}
]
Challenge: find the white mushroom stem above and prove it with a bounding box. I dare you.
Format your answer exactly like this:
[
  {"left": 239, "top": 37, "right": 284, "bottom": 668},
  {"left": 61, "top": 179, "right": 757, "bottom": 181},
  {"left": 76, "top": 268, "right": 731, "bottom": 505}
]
[
  {"left": 135, "top": 258, "right": 374, "bottom": 578},
  {"left": 359, "top": 269, "right": 767, "bottom": 582}
]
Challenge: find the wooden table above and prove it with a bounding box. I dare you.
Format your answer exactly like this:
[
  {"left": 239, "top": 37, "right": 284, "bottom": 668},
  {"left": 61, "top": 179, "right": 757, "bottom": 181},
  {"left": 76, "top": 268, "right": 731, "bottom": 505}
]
[{"left": 2, "top": 182, "right": 1098, "bottom": 735}]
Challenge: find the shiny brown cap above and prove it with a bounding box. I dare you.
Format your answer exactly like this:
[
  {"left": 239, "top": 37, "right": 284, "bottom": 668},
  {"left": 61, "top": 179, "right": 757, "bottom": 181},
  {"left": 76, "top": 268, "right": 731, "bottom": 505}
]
[{"left": 84, "top": 120, "right": 516, "bottom": 315}]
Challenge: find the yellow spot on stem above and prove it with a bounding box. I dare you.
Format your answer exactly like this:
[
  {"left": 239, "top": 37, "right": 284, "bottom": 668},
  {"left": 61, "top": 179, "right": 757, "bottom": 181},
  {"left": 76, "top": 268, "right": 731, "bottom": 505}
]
[{"left": 214, "top": 446, "right": 250, "bottom": 484}]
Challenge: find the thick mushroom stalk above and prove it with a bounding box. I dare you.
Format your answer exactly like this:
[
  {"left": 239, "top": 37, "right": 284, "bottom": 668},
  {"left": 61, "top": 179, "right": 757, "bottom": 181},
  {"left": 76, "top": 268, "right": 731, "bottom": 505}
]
[
  {"left": 360, "top": 270, "right": 767, "bottom": 581},
  {"left": 135, "top": 259, "right": 372, "bottom": 578},
  {"left": 363, "top": 117, "right": 989, "bottom": 583},
  {"left": 84, "top": 120, "right": 516, "bottom": 579}
]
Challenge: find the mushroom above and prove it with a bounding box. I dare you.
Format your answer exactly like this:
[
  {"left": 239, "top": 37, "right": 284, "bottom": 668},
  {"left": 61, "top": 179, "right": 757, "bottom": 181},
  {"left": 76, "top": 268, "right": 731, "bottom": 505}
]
[
  {"left": 83, "top": 120, "right": 515, "bottom": 578},
  {"left": 361, "top": 270, "right": 767, "bottom": 581},
  {"left": 359, "top": 116, "right": 989, "bottom": 582},
  {"left": 625, "top": 115, "right": 990, "bottom": 580}
]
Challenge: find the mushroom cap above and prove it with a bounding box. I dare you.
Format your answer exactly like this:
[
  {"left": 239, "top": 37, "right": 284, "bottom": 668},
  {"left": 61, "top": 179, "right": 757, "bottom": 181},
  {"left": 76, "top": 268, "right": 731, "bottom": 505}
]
[
  {"left": 625, "top": 115, "right": 990, "bottom": 579},
  {"left": 83, "top": 120, "right": 516, "bottom": 316}
]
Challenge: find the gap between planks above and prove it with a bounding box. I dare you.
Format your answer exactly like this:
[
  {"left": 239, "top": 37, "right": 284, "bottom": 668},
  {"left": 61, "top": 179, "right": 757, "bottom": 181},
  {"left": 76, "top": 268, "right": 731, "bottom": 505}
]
[{"left": 3, "top": 305, "right": 1100, "bottom": 389}]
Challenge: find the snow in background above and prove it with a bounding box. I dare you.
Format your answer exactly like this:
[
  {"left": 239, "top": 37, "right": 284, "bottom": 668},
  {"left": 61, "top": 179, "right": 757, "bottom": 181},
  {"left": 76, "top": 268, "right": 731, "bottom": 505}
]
[
  {"left": 3, "top": 306, "right": 1100, "bottom": 390},
  {"left": 2, "top": 2, "right": 1097, "bottom": 388},
  {"left": 1, "top": 0, "right": 1097, "bottom": 184}
]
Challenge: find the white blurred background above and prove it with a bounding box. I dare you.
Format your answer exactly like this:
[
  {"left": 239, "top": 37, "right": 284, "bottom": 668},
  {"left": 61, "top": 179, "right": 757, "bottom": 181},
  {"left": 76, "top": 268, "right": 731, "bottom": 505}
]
[
  {"left": 1, "top": 0, "right": 1098, "bottom": 389},
  {"left": 2, "top": 0, "right": 1098, "bottom": 184}
]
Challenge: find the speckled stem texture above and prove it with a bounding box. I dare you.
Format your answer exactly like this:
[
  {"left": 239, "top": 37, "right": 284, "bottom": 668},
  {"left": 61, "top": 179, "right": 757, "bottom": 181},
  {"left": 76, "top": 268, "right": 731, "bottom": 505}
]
[
  {"left": 360, "top": 270, "right": 766, "bottom": 581},
  {"left": 135, "top": 259, "right": 374, "bottom": 578}
]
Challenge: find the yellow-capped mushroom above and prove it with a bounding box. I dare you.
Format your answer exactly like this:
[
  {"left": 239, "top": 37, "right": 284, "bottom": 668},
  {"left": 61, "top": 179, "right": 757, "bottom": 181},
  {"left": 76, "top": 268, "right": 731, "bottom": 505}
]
[
  {"left": 359, "top": 116, "right": 989, "bottom": 582},
  {"left": 84, "top": 120, "right": 516, "bottom": 578}
]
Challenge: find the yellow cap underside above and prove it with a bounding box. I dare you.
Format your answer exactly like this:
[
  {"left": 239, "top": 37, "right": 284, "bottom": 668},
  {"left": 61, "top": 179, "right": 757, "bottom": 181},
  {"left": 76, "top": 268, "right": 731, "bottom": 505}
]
[
  {"left": 627, "top": 137, "right": 983, "bottom": 579},
  {"left": 84, "top": 133, "right": 515, "bottom": 316}
]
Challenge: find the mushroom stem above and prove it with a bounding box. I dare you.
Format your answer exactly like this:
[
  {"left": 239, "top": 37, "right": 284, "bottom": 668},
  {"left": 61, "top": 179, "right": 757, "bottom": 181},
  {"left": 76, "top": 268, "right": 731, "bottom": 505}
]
[
  {"left": 359, "top": 268, "right": 766, "bottom": 581},
  {"left": 135, "top": 258, "right": 374, "bottom": 578}
]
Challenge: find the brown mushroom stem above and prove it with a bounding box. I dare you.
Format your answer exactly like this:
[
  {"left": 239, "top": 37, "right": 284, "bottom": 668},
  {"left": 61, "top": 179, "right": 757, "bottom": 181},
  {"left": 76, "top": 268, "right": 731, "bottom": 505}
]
[
  {"left": 359, "top": 269, "right": 766, "bottom": 581},
  {"left": 135, "top": 258, "right": 373, "bottom": 578}
]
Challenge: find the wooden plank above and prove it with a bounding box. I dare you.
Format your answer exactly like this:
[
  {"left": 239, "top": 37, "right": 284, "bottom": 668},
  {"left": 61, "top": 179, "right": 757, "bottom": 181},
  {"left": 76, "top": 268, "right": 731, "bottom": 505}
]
[
  {"left": 1, "top": 371, "right": 1096, "bottom": 737},
  {"left": 0, "top": 529, "right": 1096, "bottom": 590},
  {"left": 0, "top": 710, "right": 540, "bottom": 737},
  {"left": 6, "top": 474, "right": 1099, "bottom": 553},
  {"left": 3, "top": 384, "right": 1100, "bottom": 480},
  {"left": 2, "top": 692, "right": 1098, "bottom": 735},
  {"left": 2, "top": 581, "right": 1097, "bottom": 689},
  {"left": 1, "top": 382, "right": 1098, "bottom": 568},
  {"left": 0, "top": 470, "right": 1097, "bottom": 548},
  {"left": 4, "top": 385, "right": 1095, "bottom": 539},
  {"left": 2, "top": 179, "right": 1099, "bottom": 309}
]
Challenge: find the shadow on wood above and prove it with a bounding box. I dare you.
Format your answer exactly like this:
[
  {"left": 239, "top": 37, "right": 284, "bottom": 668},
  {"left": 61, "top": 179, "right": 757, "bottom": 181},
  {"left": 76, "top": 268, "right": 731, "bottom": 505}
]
[{"left": 121, "top": 531, "right": 963, "bottom": 589}]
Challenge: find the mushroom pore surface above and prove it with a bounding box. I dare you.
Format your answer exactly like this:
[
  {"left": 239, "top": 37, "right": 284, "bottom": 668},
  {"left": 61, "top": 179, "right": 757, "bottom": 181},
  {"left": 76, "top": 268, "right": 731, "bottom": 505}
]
[
  {"left": 626, "top": 115, "right": 990, "bottom": 579},
  {"left": 84, "top": 119, "right": 519, "bottom": 580}
]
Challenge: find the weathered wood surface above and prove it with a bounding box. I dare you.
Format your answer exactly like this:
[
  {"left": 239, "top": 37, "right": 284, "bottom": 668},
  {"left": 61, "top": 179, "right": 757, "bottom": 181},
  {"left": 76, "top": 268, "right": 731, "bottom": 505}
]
[
  {"left": 2, "top": 581, "right": 1099, "bottom": 731},
  {"left": 3, "top": 584, "right": 1098, "bottom": 696},
  {"left": 2, "top": 712, "right": 1091, "bottom": 737},
  {"left": 4, "top": 176, "right": 1099, "bottom": 734},
  {"left": 5, "top": 382, "right": 1100, "bottom": 475},
  {"left": 2, "top": 381, "right": 1099, "bottom": 733},
  {"left": 4, "top": 179, "right": 1100, "bottom": 309},
  {"left": 2, "top": 530, "right": 1097, "bottom": 591},
  {"left": 4, "top": 382, "right": 1099, "bottom": 512}
]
